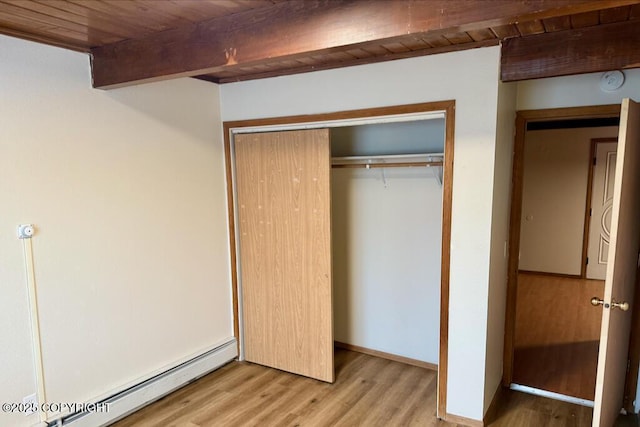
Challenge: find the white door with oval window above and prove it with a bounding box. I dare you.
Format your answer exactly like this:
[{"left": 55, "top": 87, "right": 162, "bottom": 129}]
[{"left": 586, "top": 141, "right": 617, "bottom": 280}]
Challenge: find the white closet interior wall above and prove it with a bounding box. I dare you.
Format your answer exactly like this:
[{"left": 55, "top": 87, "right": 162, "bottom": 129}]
[{"left": 331, "top": 119, "right": 444, "bottom": 364}]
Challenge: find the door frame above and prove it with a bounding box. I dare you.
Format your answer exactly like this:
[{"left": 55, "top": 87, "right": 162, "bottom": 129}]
[
  {"left": 223, "top": 100, "right": 455, "bottom": 419},
  {"left": 502, "top": 104, "right": 640, "bottom": 411}
]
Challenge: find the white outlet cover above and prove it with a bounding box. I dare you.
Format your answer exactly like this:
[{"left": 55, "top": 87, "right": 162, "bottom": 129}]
[
  {"left": 22, "top": 393, "right": 37, "bottom": 416},
  {"left": 17, "top": 224, "right": 34, "bottom": 239}
]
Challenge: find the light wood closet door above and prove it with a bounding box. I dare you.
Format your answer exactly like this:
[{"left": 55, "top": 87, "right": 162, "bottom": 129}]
[
  {"left": 235, "top": 129, "right": 334, "bottom": 383},
  {"left": 593, "top": 99, "right": 640, "bottom": 426}
]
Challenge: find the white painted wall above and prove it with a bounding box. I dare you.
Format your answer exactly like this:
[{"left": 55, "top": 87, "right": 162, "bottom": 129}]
[
  {"left": 519, "top": 127, "right": 619, "bottom": 275},
  {"left": 517, "top": 69, "right": 640, "bottom": 110},
  {"left": 331, "top": 119, "right": 445, "bottom": 156},
  {"left": 484, "top": 81, "right": 517, "bottom": 412},
  {"left": 331, "top": 122, "right": 444, "bottom": 364},
  {"left": 332, "top": 168, "right": 442, "bottom": 363},
  {"left": 517, "top": 70, "right": 640, "bottom": 413},
  {"left": 0, "top": 35, "right": 233, "bottom": 426},
  {"left": 221, "top": 47, "right": 502, "bottom": 421}
]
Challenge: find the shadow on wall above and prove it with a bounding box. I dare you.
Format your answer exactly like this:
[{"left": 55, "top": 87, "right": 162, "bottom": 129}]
[
  {"left": 331, "top": 169, "right": 354, "bottom": 341},
  {"left": 102, "top": 79, "right": 220, "bottom": 145}
]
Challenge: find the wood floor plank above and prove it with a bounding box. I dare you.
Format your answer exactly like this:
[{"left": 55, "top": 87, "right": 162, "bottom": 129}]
[
  {"left": 297, "top": 374, "right": 376, "bottom": 425},
  {"left": 387, "top": 373, "right": 440, "bottom": 426},
  {"left": 513, "top": 273, "right": 604, "bottom": 400},
  {"left": 189, "top": 369, "right": 282, "bottom": 426},
  {"left": 486, "top": 390, "right": 593, "bottom": 427},
  {"left": 162, "top": 390, "right": 235, "bottom": 427},
  {"left": 115, "top": 348, "right": 639, "bottom": 427},
  {"left": 114, "top": 342, "right": 638, "bottom": 427},
  {"left": 112, "top": 349, "right": 447, "bottom": 427},
  {"left": 348, "top": 366, "right": 424, "bottom": 425}
]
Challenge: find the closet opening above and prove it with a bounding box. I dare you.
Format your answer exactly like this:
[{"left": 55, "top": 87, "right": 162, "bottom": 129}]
[
  {"left": 223, "top": 101, "right": 455, "bottom": 419},
  {"left": 330, "top": 119, "right": 444, "bottom": 371}
]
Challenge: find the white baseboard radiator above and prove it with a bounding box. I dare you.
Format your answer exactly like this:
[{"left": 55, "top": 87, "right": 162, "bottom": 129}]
[{"left": 48, "top": 338, "right": 237, "bottom": 427}]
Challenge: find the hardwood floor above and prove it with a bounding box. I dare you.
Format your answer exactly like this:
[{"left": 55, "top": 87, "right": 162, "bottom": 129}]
[
  {"left": 112, "top": 348, "right": 639, "bottom": 427},
  {"left": 487, "top": 389, "right": 639, "bottom": 427},
  {"left": 487, "top": 389, "right": 593, "bottom": 426},
  {"left": 513, "top": 272, "right": 605, "bottom": 400},
  {"left": 112, "top": 349, "right": 455, "bottom": 427}
]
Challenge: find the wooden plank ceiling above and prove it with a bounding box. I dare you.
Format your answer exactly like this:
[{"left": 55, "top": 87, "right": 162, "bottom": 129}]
[{"left": 0, "top": 0, "right": 639, "bottom": 88}]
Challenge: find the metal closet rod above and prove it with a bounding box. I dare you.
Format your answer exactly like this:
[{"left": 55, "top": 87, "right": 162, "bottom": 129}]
[
  {"left": 332, "top": 161, "right": 443, "bottom": 169},
  {"left": 330, "top": 153, "right": 444, "bottom": 169}
]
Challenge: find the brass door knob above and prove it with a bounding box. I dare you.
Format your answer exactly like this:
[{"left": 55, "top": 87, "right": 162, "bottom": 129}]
[
  {"left": 612, "top": 300, "right": 630, "bottom": 311},
  {"left": 590, "top": 297, "right": 629, "bottom": 311}
]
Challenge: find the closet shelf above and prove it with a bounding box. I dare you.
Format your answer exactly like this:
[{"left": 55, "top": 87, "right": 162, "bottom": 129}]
[{"left": 331, "top": 153, "right": 444, "bottom": 169}]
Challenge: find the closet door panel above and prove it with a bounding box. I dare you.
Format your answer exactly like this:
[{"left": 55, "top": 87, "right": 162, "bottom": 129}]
[{"left": 235, "top": 129, "right": 334, "bottom": 383}]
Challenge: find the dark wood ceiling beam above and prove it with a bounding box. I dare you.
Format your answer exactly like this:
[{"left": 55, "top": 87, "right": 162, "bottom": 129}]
[
  {"left": 217, "top": 39, "right": 499, "bottom": 84},
  {"left": 501, "top": 20, "right": 640, "bottom": 81},
  {"left": 90, "top": 0, "right": 640, "bottom": 88}
]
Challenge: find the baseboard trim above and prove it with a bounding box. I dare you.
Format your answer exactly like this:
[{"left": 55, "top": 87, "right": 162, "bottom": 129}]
[
  {"left": 483, "top": 383, "right": 506, "bottom": 425},
  {"left": 441, "top": 383, "right": 503, "bottom": 427},
  {"left": 442, "top": 412, "right": 483, "bottom": 427},
  {"left": 334, "top": 341, "right": 437, "bottom": 371},
  {"left": 61, "top": 338, "right": 238, "bottom": 427},
  {"left": 518, "top": 270, "right": 582, "bottom": 279}
]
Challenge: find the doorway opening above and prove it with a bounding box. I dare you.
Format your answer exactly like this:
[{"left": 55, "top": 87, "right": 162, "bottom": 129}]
[
  {"left": 514, "top": 118, "right": 619, "bottom": 403},
  {"left": 503, "top": 104, "right": 640, "bottom": 418}
]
